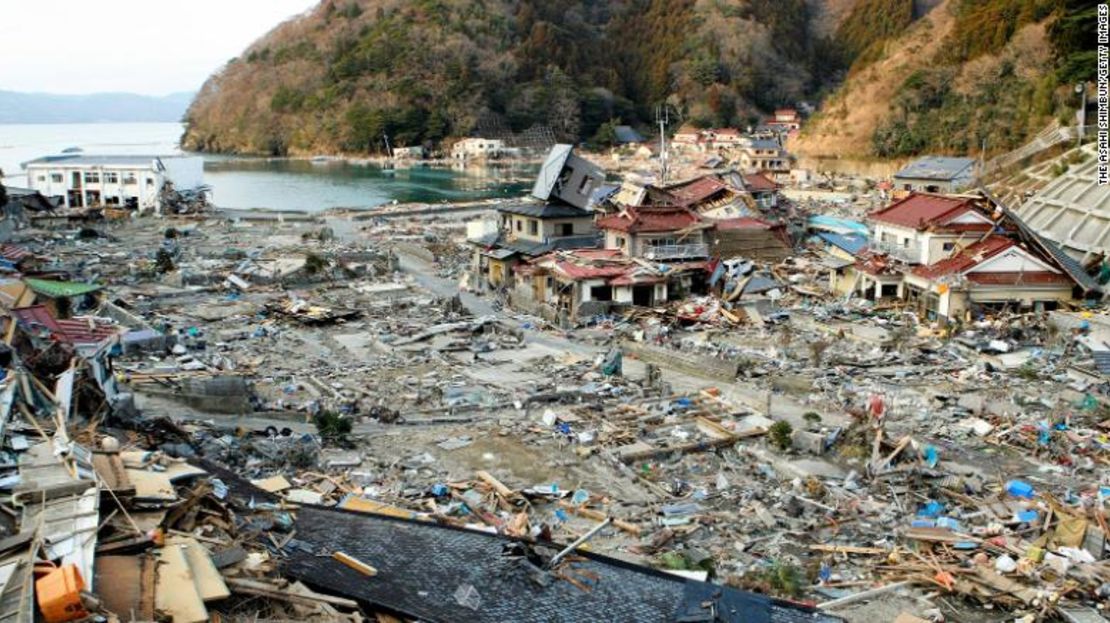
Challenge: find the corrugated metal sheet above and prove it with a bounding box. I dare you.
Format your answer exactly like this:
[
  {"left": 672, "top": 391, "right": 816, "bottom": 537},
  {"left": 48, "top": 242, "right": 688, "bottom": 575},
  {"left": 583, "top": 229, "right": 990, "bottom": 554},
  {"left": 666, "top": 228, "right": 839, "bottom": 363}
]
[
  {"left": 23, "top": 278, "right": 102, "bottom": 299},
  {"left": 531, "top": 145, "right": 573, "bottom": 201}
]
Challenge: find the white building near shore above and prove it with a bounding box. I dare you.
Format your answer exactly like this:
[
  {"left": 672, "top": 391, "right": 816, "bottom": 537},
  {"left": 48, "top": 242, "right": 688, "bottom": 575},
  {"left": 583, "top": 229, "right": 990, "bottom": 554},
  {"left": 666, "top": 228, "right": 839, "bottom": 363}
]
[{"left": 22, "top": 154, "right": 204, "bottom": 212}]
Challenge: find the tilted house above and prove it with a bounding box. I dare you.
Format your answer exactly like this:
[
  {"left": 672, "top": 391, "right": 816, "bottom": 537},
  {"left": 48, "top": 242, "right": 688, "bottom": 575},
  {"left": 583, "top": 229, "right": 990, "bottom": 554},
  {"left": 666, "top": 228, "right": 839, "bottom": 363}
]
[{"left": 468, "top": 145, "right": 605, "bottom": 290}]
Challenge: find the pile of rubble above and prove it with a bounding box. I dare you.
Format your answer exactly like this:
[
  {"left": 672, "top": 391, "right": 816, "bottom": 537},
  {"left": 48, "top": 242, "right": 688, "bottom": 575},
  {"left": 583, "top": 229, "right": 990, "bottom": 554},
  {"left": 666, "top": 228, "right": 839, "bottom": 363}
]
[{"left": 0, "top": 195, "right": 1105, "bottom": 622}]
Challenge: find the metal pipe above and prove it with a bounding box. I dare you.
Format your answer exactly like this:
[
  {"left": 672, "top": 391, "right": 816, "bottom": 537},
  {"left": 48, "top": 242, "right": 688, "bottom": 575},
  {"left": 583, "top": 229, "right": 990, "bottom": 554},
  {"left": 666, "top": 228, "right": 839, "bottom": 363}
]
[{"left": 546, "top": 517, "right": 612, "bottom": 568}]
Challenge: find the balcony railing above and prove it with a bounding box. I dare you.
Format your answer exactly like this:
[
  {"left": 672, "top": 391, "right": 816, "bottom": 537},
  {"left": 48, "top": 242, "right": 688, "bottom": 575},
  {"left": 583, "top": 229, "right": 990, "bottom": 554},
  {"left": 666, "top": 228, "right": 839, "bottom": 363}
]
[
  {"left": 642, "top": 243, "right": 709, "bottom": 260},
  {"left": 873, "top": 240, "right": 922, "bottom": 264}
]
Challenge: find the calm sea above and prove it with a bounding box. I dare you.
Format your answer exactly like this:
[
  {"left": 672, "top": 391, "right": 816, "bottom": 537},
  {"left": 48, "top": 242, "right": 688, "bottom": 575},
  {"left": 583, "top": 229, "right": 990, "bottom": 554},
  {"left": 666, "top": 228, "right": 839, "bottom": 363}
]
[{"left": 0, "top": 122, "right": 532, "bottom": 211}]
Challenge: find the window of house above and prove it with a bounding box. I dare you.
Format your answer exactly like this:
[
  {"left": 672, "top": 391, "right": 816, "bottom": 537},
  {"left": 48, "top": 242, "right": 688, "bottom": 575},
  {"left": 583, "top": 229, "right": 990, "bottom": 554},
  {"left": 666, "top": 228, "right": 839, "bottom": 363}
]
[
  {"left": 881, "top": 232, "right": 896, "bottom": 244},
  {"left": 515, "top": 219, "right": 522, "bottom": 232},
  {"left": 589, "top": 285, "right": 613, "bottom": 301},
  {"left": 942, "top": 242, "right": 956, "bottom": 252},
  {"left": 528, "top": 219, "right": 538, "bottom": 236},
  {"left": 902, "top": 238, "right": 910, "bottom": 248},
  {"left": 84, "top": 172, "right": 100, "bottom": 183},
  {"left": 36, "top": 175, "right": 45, "bottom": 182},
  {"left": 122, "top": 173, "right": 137, "bottom": 184},
  {"left": 577, "top": 175, "right": 592, "bottom": 194},
  {"left": 50, "top": 173, "right": 62, "bottom": 183},
  {"left": 103, "top": 172, "right": 119, "bottom": 184},
  {"left": 559, "top": 223, "right": 574, "bottom": 236},
  {"left": 617, "top": 237, "right": 626, "bottom": 248},
  {"left": 146, "top": 177, "right": 154, "bottom": 187}
]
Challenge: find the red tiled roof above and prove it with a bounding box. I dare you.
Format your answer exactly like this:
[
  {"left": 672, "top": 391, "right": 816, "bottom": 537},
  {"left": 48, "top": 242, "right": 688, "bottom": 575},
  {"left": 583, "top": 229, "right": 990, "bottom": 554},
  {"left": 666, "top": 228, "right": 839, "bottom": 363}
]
[
  {"left": 554, "top": 262, "right": 630, "bottom": 280},
  {"left": 712, "top": 128, "right": 742, "bottom": 136},
  {"left": 869, "top": 193, "right": 976, "bottom": 230},
  {"left": 911, "top": 236, "right": 1016, "bottom": 280},
  {"left": 609, "top": 273, "right": 666, "bottom": 286},
  {"left": 713, "top": 217, "right": 773, "bottom": 230},
  {"left": 0, "top": 245, "right": 31, "bottom": 263},
  {"left": 665, "top": 177, "right": 731, "bottom": 205},
  {"left": 743, "top": 173, "right": 778, "bottom": 193},
  {"left": 965, "top": 272, "right": 1072, "bottom": 285},
  {"left": 595, "top": 206, "right": 701, "bottom": 233},
  {"left": 11, "top": 305, "right": 120, "bottom": 345}
]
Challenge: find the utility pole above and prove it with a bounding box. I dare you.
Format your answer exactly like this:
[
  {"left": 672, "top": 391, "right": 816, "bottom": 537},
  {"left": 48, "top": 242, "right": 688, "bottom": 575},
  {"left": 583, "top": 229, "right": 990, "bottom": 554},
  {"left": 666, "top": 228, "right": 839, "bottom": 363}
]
[
  {"left": 656, "top": 104, "right": 669, "bottom": 185},
  {"left": 1076, "top": 82, "right": 1087, "bottom": 147}
]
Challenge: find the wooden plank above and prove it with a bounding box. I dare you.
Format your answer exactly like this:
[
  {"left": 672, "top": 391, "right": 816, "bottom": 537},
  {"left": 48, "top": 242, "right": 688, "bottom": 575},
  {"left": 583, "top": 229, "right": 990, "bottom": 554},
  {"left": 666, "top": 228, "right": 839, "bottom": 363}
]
[
  {"left": 332, "top": 551, "right": 377, "bottom": 576},
  {"left": 168, "top": 536, "right": 230, "bottom": 602},
  {"left": 250, "top": 475, "right": 291, "bottom": 493},
  {"left": 155, "top": 544, "right": 208, "bottom": 623},
  {"left": 475, "top": 470, "right": 514, "bottom": 499},
  {"left": 224, "top": 577, "right": 358, "bottom": 609},
  {"left": 808, "top": 544, "right": 889, "bottom": 555},
  {"left": 557, "top": 501, "right": 641, "bottom": 536}
]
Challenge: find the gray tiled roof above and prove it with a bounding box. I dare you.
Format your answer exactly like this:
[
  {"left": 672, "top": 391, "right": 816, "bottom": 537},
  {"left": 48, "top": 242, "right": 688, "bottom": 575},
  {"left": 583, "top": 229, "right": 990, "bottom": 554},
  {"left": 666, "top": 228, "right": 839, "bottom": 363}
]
[
  {"left": 894, "top": 156, "right": 975, "bottom": 181},
  {"left": 471, "top": 231, "right": 601, "bottom": 257},
  {"left": 286, "top": 506, "right": 841, "bottom": 623},
  {"left": 497, "top": 203, "right": 594, "bottom": 219}
]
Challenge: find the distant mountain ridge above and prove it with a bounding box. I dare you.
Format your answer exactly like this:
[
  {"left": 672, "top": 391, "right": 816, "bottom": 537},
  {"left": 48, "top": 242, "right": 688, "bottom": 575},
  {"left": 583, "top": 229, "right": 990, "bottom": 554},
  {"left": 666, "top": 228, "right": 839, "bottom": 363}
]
[{"left": 0, "top": 90, "right": 193, "bottom": 124}]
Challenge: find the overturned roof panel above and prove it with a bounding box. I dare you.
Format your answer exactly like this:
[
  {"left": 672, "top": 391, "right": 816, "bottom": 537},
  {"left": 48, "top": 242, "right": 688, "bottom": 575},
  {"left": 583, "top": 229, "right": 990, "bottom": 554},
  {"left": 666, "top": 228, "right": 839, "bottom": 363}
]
[
  {"left": 286, "top": 506, "right": 840, "bottom": 623},
  {"left": 531, "top": 144, "right": 574, "bottom": 202}
]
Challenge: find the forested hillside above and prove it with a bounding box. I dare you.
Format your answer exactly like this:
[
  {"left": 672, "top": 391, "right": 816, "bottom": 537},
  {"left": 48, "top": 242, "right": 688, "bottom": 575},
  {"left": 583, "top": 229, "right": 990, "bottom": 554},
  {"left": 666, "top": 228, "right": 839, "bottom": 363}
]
[
  {"left": 793, "top": 0, "right": 1098, "bottom": 159},
  {"left": 182, "top": 0, "right": 844, "bottom": 155},
  {"left": 185, "top": 0, "right": 1098, "bottom": 160}
]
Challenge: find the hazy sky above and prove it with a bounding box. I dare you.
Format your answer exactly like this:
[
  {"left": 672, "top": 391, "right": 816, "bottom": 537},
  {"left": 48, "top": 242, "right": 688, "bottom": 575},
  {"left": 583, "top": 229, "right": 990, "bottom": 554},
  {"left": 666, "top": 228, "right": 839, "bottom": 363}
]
[{"left": 0, "top": 0, "right": 318, "bottom": 96}]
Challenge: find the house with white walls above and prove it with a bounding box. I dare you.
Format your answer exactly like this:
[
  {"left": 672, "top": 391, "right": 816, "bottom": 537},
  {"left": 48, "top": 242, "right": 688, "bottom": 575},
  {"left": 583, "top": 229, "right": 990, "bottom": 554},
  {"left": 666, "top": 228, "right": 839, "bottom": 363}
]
[{"left": 22, "top": 154, "right": 204, "bottom": 212}]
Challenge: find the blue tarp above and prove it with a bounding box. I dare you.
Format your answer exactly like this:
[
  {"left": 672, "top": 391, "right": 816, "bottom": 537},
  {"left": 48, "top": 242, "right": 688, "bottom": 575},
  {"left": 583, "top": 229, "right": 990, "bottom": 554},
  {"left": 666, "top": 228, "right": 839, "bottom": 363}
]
[{"left": 807, "top": 215, "right": 870, "bottom": 237}]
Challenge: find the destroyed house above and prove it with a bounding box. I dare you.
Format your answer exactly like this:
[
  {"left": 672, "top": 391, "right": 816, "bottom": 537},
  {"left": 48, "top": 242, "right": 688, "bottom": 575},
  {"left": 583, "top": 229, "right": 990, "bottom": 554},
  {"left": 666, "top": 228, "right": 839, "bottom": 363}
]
[
  {"left": 595, "top": 205, "right": 710, "bottom": 262},
  {"left": 903, "top": 233, "right": 1083, "bottom": 320},
  {"left": 531, "top": 144, "right": 605, "bottom": 211},
  {"left": 869, "top": 192, "right": 1000, "bottom": 265},
  {"left": 1, "top": 186, "right": 58, "bottom": 237},
  {"left": 829, "top": 251, "right": 905, "bottom": 302},
  {"left": 22, "top": 154, "right": 204, "bottom": 212},
  {"left": 709, "top": 217, "right": 793, "bottom": 263},
  {"left": 469, "top": 202, "right": 600, "bottom": 288},
  {"left": 517, "top": 248, "right": 709, "bottom": 318},
  {"left": 21, "top": 278, "right": 103, "bottom": 318},
  {"left": 9, "top": 304, "right": 120, "bottom": 351},
  {"left": 521, "top": 249, "right": 670, "bottom": 315},
  {"left": 657, "top": 175, "right": 751, "bottom": 218},
  {"left": 742, "top": 172, "right": 781, "bottom": 209}
]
